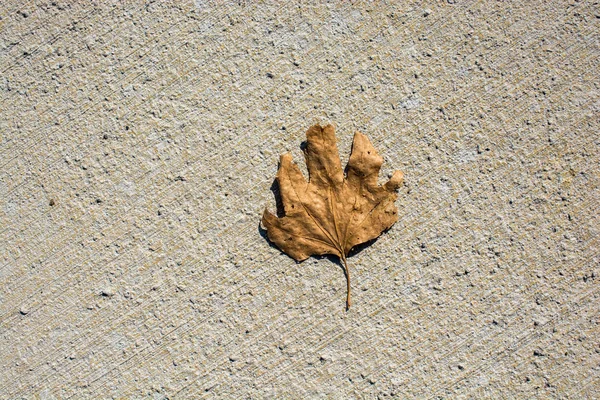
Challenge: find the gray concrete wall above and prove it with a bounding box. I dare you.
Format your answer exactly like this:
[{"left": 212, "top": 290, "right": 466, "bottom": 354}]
[{"left": 0, "top": 1, "right": 598, "bottom": 398}]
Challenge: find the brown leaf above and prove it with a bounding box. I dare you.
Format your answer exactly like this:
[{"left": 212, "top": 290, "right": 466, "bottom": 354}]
[{"left": 262, "top": 124, "right": 404, "bottom": 310}]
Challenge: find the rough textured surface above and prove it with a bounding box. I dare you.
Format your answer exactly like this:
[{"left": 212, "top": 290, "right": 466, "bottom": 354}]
[{"left": 0, "top": 1, "right": 598, "bottom": 398}]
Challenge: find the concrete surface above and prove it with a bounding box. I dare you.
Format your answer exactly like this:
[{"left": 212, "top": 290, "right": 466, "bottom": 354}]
[{"left": 0, "top": 1, "right": 598, "bottom": 398}]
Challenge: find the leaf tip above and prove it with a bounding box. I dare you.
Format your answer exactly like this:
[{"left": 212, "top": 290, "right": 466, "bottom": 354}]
[{"left": 385, "top": 170, "right": 404, "bottom": 191}]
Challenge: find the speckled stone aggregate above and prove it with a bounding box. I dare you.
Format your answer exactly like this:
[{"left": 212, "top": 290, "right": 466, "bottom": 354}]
[{"left": 0, "top": 1, "right": 598, "bottom": 398}]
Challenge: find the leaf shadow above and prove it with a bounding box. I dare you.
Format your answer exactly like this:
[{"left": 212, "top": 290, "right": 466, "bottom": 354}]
[
  {"left": 257, "top": 221, "right": 281, "bottom": 252},
  {"left": 347, "top": 236, "right": 380, "bottom": 258},
  {"left": 270, "top": 177, "right": 285, "bottom": 218},
  {"left": 300, "top": 140, "right": 308, "bottom": 153},
  {"left": 322, "top": 254, "right": 346, "bottom": 276},
  {"left": 258, "top": 177, "right": 285, "bottom": 251}
]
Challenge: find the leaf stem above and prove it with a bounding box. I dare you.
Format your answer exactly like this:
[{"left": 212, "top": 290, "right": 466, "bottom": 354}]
[{"left": 342, "top": 255, "right": 350, "bottom": 310}]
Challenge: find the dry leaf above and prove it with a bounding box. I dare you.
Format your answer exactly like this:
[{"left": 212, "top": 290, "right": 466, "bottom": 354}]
[{"left": 262, "top": 124, "right": 403, "bottom": 310}]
